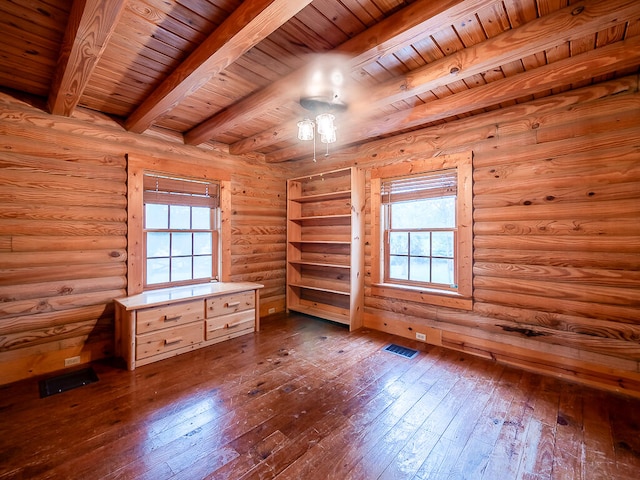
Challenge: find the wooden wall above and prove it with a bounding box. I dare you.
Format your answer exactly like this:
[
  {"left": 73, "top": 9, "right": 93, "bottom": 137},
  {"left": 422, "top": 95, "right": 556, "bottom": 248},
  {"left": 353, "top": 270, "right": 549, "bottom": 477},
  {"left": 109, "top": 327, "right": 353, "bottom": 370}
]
[
  {"left": 286, "top": 75, "right": 640, "bottom": 397},
  {"left": 1, "top": 74, "right": 639, "bottom": 397},
  {"left": 0, "top": 92, "right": 287, "bottom": 385}
]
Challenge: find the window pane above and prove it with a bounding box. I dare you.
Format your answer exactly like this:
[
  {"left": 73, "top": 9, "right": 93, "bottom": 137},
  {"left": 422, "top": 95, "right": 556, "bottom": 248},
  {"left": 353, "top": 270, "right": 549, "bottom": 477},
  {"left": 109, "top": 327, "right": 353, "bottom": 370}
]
[
  {"left": 147, "top": 232, "right": 169, "bottom": 257},
  {"left": 432, "top": 231, "right": 454, "bottom": 257},
  {"left": 147, "top": 258, "right": 169, "bottom": 284},
  {"left": 171, "top": 257, "right": 192, "bottom": 281},
  {"left": 192, "top": 207, "right": 210, "bottom": 229},
  {"left": 389, "top": 231, "right": 408, "bottom": 255},
  {"left": 171, "top": 232, "right": 192, "bottom": 256},
  {"left": 391, "top": 197, "right": 456, "bottom": 229},
  {"left": 433, "top": 258, "right": 454, "bottom": 285},
  {"left": 194, "top": 232, "right": 212, "bottom": 255},
  {"left": 193, "top": 255, "right": 212, "bottom": 279},
  {"left": 389, "top": 255, "right": 408, "bottom": 280},
  {"left": 145, "top": 204, "right": 168, "bottom": 229},
  {"left": 409, "top": 257, "right": 430, "bottom": 282},
  {"left": 170, "top": 205, "right": 191, "bottom": 229},
  {"left": 409, "top": 232, "right": 430, "bottom": 256}
]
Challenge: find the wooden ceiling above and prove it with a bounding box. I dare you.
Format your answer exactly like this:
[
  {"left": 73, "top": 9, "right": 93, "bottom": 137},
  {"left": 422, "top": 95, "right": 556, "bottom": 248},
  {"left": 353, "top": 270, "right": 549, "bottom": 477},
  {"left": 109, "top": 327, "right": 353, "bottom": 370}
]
[{"left": 1, "top": 0, "right": 639, "bottom": 162}]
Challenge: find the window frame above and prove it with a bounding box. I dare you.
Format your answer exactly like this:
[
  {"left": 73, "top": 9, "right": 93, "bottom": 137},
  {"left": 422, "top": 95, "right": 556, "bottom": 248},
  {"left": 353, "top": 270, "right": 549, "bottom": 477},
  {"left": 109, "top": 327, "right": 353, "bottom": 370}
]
[
  {"left": 382, "top": 169, "right": 458, "bottom": 289},
  {"left": 370, "top": 151, "right": 473, "bottom": 310},
  {"left": 126, "top": 154, "right": 231, "bottom": 296},
  {"left": 142, "top": 173, "right": 221, "bottom": 289}
]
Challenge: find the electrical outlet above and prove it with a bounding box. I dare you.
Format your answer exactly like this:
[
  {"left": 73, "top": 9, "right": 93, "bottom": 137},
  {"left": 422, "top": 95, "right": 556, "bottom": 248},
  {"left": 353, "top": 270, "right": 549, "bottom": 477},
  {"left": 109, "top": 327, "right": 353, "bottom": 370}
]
[
  {"left": 268, "top": 307, "right": 275, "bottom": 314},
  {"left": 416, "top": 332, "right": 426, "bottom": 341},
  {"left": 64, "top": 356, "right": 81, "bottom": 367}
]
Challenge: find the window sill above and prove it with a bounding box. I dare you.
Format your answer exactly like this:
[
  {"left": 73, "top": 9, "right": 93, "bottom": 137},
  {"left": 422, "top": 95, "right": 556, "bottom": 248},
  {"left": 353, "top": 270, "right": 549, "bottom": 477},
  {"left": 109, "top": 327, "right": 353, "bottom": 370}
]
[{"left": 371, "top": 283, "right": 473, "bottom": 310}]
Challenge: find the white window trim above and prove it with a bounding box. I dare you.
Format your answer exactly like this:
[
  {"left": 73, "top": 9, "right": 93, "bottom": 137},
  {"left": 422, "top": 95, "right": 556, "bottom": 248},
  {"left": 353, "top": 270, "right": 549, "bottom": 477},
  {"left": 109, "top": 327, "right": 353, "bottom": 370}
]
[{"left": 370, "top": 151, "right": 473, "bottom": 310}]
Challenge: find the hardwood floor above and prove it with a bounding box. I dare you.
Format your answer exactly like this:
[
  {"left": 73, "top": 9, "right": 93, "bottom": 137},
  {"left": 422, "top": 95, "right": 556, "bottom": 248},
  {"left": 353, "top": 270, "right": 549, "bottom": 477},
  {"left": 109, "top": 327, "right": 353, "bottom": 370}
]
[{"left": 1, "top": 312, "right": 639, "bottom": 479}]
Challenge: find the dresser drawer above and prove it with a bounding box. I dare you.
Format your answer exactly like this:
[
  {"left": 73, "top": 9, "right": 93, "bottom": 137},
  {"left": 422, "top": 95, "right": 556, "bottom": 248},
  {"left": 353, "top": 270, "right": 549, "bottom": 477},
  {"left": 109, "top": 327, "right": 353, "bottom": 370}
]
[
  {"left": 136, "top": 322, "right": 204, "bottom": 360},
  {"left": 136, "top": 300, "right": 204, "bottom": 334},
  {"left": 206, "top": 291, "right": 255, "bottom": 317},
  {"left": 206, "top": 309, "right": 255, "bottom": 340}
]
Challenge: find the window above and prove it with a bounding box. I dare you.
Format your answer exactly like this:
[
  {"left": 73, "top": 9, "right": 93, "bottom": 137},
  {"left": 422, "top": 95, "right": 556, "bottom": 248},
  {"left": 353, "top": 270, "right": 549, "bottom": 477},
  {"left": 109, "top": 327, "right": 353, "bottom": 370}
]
[
  {"left": 371, "top": 151, "right": 472, "bottom": 310},
  {"left": 382, "top": 169, "right": 457, "bottom": 288},
  {"left": 143, "top": 173, "right": 220, "bottom": 288}
]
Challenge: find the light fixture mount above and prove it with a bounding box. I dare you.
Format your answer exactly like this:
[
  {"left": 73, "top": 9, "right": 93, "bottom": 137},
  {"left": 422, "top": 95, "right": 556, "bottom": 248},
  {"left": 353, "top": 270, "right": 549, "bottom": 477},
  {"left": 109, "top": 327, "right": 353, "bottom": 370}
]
[{"left": 299, "top": 95, "right": 347, "bottom": 113}]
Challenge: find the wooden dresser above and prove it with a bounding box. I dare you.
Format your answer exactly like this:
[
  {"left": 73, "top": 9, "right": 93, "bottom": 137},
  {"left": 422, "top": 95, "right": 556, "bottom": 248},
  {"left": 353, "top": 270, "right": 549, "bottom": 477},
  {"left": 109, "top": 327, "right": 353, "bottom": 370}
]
[{"left": 114, "top": 282, "right": 263, "bottom": 370}]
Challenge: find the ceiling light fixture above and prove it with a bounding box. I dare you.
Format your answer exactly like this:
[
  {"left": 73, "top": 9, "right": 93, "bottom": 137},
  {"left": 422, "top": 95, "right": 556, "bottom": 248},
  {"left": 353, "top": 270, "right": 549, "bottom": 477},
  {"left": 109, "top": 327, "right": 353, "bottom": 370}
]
[{"left": 297, "top": 95, "right": 346, "bottom": 162}]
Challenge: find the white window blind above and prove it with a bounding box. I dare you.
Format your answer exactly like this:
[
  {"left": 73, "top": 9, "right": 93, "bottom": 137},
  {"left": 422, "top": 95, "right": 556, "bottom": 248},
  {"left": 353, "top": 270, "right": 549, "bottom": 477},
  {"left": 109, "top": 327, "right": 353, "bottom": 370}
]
[
  {"left": 143, "top": 173, "right": 219, "bottom": 207},
  {"left": 381, "top": 168, "right": 457, "bottom": 204}
]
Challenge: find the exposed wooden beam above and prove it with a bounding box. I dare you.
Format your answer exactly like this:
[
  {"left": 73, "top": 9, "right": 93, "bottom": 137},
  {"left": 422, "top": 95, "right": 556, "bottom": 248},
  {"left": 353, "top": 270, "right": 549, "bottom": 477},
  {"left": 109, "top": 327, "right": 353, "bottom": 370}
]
[
  {"left": 230, "top": 0, "right": 640, "bottom": 156},
  {"left": 265, "top": 34, "right": 640, "bottom": 163},
  {"left": 184, "top": 0, "right": 499, "bottom": 146},
  {"left": 124, "top": 0, "right": 312, "bottom": 134},
  {"left": 48, "top": 0, "right": 126, "bottom": 117}
]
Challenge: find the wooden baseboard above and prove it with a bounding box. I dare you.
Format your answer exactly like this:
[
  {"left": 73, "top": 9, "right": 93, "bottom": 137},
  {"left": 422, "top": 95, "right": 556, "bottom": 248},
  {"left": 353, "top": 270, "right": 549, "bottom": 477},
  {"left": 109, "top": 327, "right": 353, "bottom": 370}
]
[{"left": 364, "top": 312, "right": 640, "bottom": 399}]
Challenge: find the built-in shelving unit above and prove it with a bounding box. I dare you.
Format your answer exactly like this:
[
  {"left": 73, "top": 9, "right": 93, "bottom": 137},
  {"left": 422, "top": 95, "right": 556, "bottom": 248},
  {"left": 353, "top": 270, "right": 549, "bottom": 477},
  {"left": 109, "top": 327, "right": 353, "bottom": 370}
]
[{"left": 286, "top": 167, "right": 365, "bottom": 330}]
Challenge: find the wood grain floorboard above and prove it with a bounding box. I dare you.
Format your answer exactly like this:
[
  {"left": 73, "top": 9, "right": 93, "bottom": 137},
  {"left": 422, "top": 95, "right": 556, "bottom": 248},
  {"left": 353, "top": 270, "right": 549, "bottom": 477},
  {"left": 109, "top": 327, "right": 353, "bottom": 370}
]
[{"left": 1, "top": 312, "right": 639, "bottom": 480}]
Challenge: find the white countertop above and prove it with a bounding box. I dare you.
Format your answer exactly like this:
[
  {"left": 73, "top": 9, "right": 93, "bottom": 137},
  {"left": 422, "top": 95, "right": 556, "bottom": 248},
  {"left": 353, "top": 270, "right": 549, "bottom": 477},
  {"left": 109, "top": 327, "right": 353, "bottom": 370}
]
[{"left": 114, "top": 282, "right": 264, "bottom": 310}]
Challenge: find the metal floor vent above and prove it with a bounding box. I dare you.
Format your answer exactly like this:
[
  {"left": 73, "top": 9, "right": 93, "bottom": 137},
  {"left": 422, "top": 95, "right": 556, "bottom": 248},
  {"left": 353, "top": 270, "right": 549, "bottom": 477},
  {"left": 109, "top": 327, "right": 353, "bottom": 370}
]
[
  {"left": 383, "top": 343, "right": 419, "bottom": 359},
  {"left": 39, "top": 367, "right": 99, "bottom": 398}
]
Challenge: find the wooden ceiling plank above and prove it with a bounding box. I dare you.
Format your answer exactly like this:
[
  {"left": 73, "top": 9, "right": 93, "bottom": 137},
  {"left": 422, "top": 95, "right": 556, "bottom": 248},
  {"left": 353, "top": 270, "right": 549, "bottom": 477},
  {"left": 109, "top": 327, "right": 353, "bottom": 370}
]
[
  {"left": 177, "top": 0, "right": 238, "bottom": 22},
  {"left": 0, "top": 39, "right": 57, "bottom": 69},
  {"left": 0, "top": 0, "right": 71, "bottom": 35},
  {"left": 185, "top": 0, "right": 499, "bottom": 146},
  {"left": 265, "top": 33, "right": 640, "bottom": 162},
  {"left": 121, "top": 7, "right": 204, "bottom": 51},
  {"left": 537, "top": 0, "right": 569, "bottom": 17},
  {"left": 138, "top": 0, "right": 218, "bottom": 38},
  {"left": 339, "top": 0, "right": 498, "bottom": 69},
  {"left": 0, "top": 19, "right": 65, "bottom": 53},
  {"left": 311, "top": 0, "right": 366, "bottom": 38},
  {"left": 476, "top": 2, "right": 512, "bottom": 37},
  {"left": 254, "top": 38, "right": 308, "bottom": 71},
  {"left": 115, "top": 10, "right": 193, "bottom": 56},
  {"left": 502, "top": 0, "right": 539, "bottom": 27},
  {"left": 124, "top": 0, "right": 312, "bottom": 134},
  {"left": 410, "top": 36, "right": 447, "bottom": 64},
  {"left": 454, "top": 13, "right": 487, "bottom": 48},
  {"left": 338, "top": 0, "right": 380, "bottom": 26},
  {"left": 48, "top": 0, "right": 127, "bottom": 117},
  {"left": 360, "top": 0, "right": 389, "bottom": 20},
  {"left": 231, "top": 0, "right": 640, "bottom": 155},
  {"left": 393, "top": 45, "right": 429, "bottom": 72}
]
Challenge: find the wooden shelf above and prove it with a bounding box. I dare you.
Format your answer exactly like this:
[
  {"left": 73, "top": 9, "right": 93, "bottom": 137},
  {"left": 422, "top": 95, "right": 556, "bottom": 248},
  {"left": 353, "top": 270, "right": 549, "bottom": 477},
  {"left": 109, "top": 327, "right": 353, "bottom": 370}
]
[
  {"left": 289, "top": 214, "right": 351, "bottom": 225},
  {"left": 287, "top": 303, "right": 350, "bottom": 325},
  {"left": 288, "top": 260, "right": 350, "bottom": 269},
  {"left": 288, "top": 282, "right": 350, "bottom": 296},
  {"left": 289, "top": 240, "right": 351, "bottom": 245},
  {"left": 286, "top": 167, "right": 365, "bottom": 331},
  {"left": 289, "top": 190, "right": 351, "bottom": 203}
]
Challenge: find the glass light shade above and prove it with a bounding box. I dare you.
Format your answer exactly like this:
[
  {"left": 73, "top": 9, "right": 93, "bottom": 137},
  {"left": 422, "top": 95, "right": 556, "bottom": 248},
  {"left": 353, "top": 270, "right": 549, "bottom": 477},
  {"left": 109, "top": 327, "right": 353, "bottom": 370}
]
[
  {"left": 297, "top": 119, "right": 314, "bottom": 141},
  {"left": 320, "top": 126, "right": 337, "bottom": 144},
  {"left": 315, "top": 113, "right": 335, "bottom": 136}
]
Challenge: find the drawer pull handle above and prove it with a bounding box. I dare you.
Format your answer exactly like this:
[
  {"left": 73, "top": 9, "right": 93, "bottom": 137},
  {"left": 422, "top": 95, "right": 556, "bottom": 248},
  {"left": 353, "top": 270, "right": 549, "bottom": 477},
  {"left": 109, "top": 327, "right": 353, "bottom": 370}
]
[
  {"left": 225, "top": 301, "right": 241, "bottom": 308},
  {"left": 226, "top": 322, "right": 241, "bottom": 329},
  {"left": 164, "top": 315, "right": 182, "bottom": 322},
  {"left": 164, "top": 337, "right": 182, "bottom": 345}
]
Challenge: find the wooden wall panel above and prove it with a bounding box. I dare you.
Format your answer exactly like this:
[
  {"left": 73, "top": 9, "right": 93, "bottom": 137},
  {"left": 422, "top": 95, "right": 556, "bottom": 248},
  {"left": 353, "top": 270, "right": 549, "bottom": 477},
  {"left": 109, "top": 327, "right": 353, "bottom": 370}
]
[
  {"left": 0, "top": 92, "right": 287, "bottom": 385},
  {"left": 1, "top": 72, "right": 639, "bottom": 398},
  {"left": 285, "top": 74, "right": 640, "bottom": 397}
]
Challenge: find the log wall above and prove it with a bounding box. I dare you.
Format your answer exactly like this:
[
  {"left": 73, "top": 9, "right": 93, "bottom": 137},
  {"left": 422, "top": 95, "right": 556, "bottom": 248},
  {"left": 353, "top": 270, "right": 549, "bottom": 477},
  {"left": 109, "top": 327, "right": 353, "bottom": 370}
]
[
  {"left": 0, "top": 93, "right": 287, "bottom": 385},
  {"left": 1, "top": 74, "right": 639, "bottom": 396},
  {"left": 287, "top": 75, "right": 640, "bottom": 397}
]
